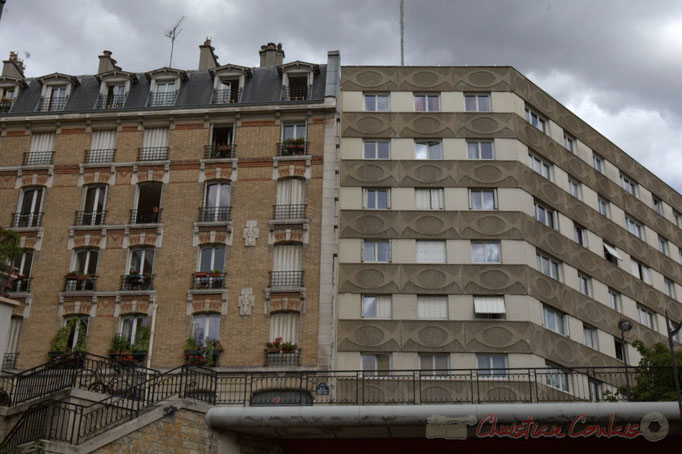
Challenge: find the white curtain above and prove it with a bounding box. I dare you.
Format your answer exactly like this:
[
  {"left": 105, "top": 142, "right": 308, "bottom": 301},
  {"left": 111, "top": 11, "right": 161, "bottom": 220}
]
[
  {"left": 273, "top": 245, "right": 302, "bottom": 271},
  {"left": 7, "top": 317, "right": 22, "bottom": 353},
  {"left": 269, "top": 312, "right": 299, "bottom": 343},
  {"left": 276, "top": 179, "right": 305, "bottom": 205},
  {"left": 474, "top": 296, "right": 506, "bottom": 315},
  {"left": 90, "top": 130, "right": 116, "bottom": 149},
  {"left": 416, "top": 241, "right": 446, "bottom": 263},
  {"left": 142, "top": 128, "right": 169, "bottom": 147},
  {"left": 418, "top": 296, "right": 448, "bottom": 319},
  {"left": 30, "top": 133, "right": 55, "bottom": 152}
]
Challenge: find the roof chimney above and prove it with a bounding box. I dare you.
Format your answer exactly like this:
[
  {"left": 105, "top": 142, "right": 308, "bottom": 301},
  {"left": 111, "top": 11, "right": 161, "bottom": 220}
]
[
  {"left": 2, "top": 51, "right": 25, "bottom": 78},
  {"left": 97, "top": 50, "right": 120, "bottom": 74},
  {"left": 259, "top": 43, "right": 284, "bottom": 67},
  {"left": 198, "top": 37, "right": 219, "bottom": 70}
]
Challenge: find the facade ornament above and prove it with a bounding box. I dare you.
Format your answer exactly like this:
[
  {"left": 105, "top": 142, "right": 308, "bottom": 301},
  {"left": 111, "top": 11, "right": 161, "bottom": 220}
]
[
  {"left": 238, "top": 287, "right": 254, "bottom": 316},
  {"left": 243, "top": 220, "right": 259, "bottom": 246}
]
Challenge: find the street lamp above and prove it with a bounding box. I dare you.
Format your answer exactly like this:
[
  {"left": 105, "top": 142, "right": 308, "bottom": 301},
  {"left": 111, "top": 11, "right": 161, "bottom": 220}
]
[
  {"left": 664, "top": 311, "right": 682, "bottom": 421},
  {"left": 618, "top": 319, "right": 633, "bottom": 400}
]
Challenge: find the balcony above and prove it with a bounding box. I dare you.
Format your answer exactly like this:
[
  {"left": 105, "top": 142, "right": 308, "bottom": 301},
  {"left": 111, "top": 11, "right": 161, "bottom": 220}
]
[
  {"left": 37, "top": 96, "right": 68, "bottom": 112},
  {"left": 265, "top": 349, "right": 301, "bottom": 367},
  {"left": 281, "top": 85, "right": 311, "bottom": 101},
  {"left": 84, "top": 149, "right": 116, "bottom": 163},
  {"left": 203, "top": 144, "right": 236, "bottom": 159},
  {"left": 129, "top": 208, "right": 162, "bottom": 224},
  {"left": 74, "top": 211, "right": 107, "bottom": 226},
  {"left": 269, "top": 271, "right": 303, "bottom": 288},
  {"left": 0, "top": 99, "right": 13, "bottom": 113},
  {"left": 137, "top": 146, "right": 169, "bottom": 161},
  {"left": 2, "top": 353, "right": 18, "bottom": 370},
  {"left": 121, "top": 274, "right": 154, "bottom": 291},
  {"left": 96, "top": 93, "right": 127, "bottom": 109},
  {"left": 273, "top": 204, "right": 306, "bottom": 220},
  {"left": 191, "top": 272, "right": 225, "bottom": 289},
  {"left": 64, "top": 275, "right": 97, "bottom": 292},
  {"left": 212, "top": 88, "right": 242, "bottom": 104},
  {"left": 10, "top": 277, "right": 31, "bottom": 293},
  {"left": 147, "top": 91, "right": 177, "bottom": 107},
  {"left": 22, "top": 151, "right": 54, "bottom": 166},
  {"left": 197, "top": 207, "right": 230, "bottom": 223},
  {"left": 276, "top": 141, "right": 308, "bottom": 156},
  {"left": 10, "top": 212, "right": 43, "bottom": 228}
]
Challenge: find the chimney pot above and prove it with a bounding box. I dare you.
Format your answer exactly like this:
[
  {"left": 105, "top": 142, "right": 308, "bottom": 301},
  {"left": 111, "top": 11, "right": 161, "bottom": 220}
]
[
  {"left": 98, "top": 50, "right": 120, "bottom": 74},
  {"left": 3, "top": 51, "right": 25, "bottom": 78},
  {"left": 198, "top": 39, "right": 219, "bottom": 70},
  {"left": 259, "top": 42, "right": 285, "bottom": 68}
]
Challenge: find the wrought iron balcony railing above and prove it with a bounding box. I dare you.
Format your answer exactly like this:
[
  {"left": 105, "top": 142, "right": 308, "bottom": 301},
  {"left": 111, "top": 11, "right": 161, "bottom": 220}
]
[
  {"left": 265, "top": 349, "right": 301, "bottom": 367},
  {"left": 0, "top": 99, "right": 13, "bottom": 113},
  {"left": 147, "top": 91, "right": 177, "bottom": 107},
  {"left": 2, "top": 352, "right": 18, "bottom": 370},
  {"left": 191, "top": 272, "right": 226, "bottom": 289},
  {"left": 37, "top": 96, "right": 69, "bottom": 112},
  {"left": 281, "top": 85, "right": 312, "bottom": 101},
  {"left": 10, "top": 277, "right": 31, "bottom": 293},
  {"left": 203, "top": 144, "right": 236, "bottom": 159},
  {"left": 121, "top": 274, "right": 154, "bottom": 291},
  {"left": 137, "top": 146, "right": 169, "bottom": 161},
  {"left": 276, "top": 141, "right": 308, "bottom": 156},
  {"left": 197, "top": 206, "right": 230, "bottom": 222},
  {"left": 10, "top": 212, "right": 43, "bottom": 228},
  {"left": 96, "top": 93, "right": 127, "bottom": 109},
  {"left": 269, "top": 271, "right": 303, "bottom": 288},
  {"left": 64, "top": 276, "right": 97, "bottom": 292},
  {"left": 84, "top": 148, "right": 116, "bottom": 163},
  {"left": 22, "top": 151, "right": 54, "bottom": 166},
  {"left": 129, "top": 208, "right": 162, "bottom": 224},
  {"left": 273, "top": 204, "right": 306, "bottom": 220},
  {"left": 212, "top": 88, "right": 242, "bottom": 104},
  {"left": 74, "top": 210, "right": 107, "bottom": 226}
]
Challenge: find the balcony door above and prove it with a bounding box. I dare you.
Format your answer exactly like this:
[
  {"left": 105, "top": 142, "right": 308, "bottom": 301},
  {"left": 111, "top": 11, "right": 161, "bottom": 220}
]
[
  {"left": 18, "top": 187, "right": 44, "bottom": 227},
  {"left": 282, "top": 123, "right": 306, "bottom": 140},
  {"left": 49, "top": 86, "right": 67, "bottom": 110},
  {"left": 135, "top": 182, "right": 162, "bottom": 223},
  {"left": 275, "top": 178, "right": 305, "bottom": 218},
  {"left": 74, "top": 249, "right": 98, "bottom": 276},
  {"left": 82, "top": 185, "right": 107, "bottom": 225},
  {"left": 203, "top": 182, "right": 230, "bottom": 221},
  {"left": 12, "top": 250, "right": 33, "bottom": 292},
  {"left": 199, "top": 246, "right": 225, "bottom": 273},
  {"left": 130, "top": 248, "right": 154, "bottom": 275}
]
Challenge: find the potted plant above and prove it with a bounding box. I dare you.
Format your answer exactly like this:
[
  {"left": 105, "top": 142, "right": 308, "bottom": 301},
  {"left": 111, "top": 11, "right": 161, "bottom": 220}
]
[
  {"left": 48, "top": 319, "right": 87, "bottom": 365},
  {"left": 209, "top": 269, "right": 222, "bottom": 277},
  {"left": 184, "top": 337, "right": 199, "bottom": 356},
  {"left": 282, "top": 137, "right": 305, "bottom": 155},
  {"left": 201, "top": 339, "right": 224, "bottom": 367},
  {"left": 132, "top": 326, "right": 150, "bottom": 361},
  {"left": 281, "top": 342, "right": 298, "bottom": 353},
  {"left": 66, "top": 271, "right": 79, "bottom": 278},
  {"left": 108, "top": 334, "right": 131, "bottom": 360},
  {"left": 265, "top": 337, "right": 283, "bottom": 353},
  {"left": 48, "top": 323, "right": 71, "bottom": 359}
]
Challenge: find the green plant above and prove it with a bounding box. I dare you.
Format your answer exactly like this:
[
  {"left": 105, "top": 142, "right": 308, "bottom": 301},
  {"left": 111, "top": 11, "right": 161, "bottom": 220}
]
[
  {"left": 133, "top": 325, "right": 151, "bottom": 351},
  {"left": 201, "top": 339, "right": 223, "bottom": 367},
  {"left": 625, "top": 340, "right": 682, "bottom": 401},
  {"left": 108, "top": 333, "right": 131, "bottom": 353},
  {"left": 185, "top": 337, "right": 199, "bottom": 351},
  {"left": 0, "top": 227, "right": 21, "bottom": 265},
  {"left": 283, "top": 137, "right": 304, "bottom": 145},
  {"left": 50, "top": 319, "right": 87, "bottom": 354}
]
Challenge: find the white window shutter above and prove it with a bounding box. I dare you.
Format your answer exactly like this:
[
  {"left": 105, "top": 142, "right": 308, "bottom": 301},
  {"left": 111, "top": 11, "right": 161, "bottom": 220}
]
[
  {"left": 416, "top": 241, "right": 446, "bottom": 263},
  {"left": 142, "top": 128, "right": 169, "bottom": 148},
  {"left": 415, "top": 189, "right": 431, "bottom": 209},
  {"left": 90, "top": 130, "right": 116, "bottom": 149},
  {"left": 30, "top": 133, "right": 55, "bottom": 152},
  {"left": 417, "top": 296, "right": 448, "bottom": 319}
]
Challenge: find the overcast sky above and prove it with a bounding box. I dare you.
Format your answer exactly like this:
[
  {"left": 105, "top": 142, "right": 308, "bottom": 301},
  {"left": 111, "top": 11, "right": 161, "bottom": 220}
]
[{"left": 2, "top": 0, "right": 681, "bottom": 192}]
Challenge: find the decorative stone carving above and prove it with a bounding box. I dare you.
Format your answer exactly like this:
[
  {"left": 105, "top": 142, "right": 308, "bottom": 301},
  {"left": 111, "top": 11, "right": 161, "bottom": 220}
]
[
  {"left": 238, "top": 287, "right": 254, "bottom": 316},
  {"left": 243, "top": 220, "right": 259, "bottom": 246}
]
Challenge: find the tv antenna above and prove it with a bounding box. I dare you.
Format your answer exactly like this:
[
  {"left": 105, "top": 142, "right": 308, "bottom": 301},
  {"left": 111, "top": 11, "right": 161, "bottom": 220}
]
[
  {"left": 164, "top": 16, "right": 185, "bottom": 67},
  {"left": 400, "top": 0, "right": 405, "bottom": 65}
]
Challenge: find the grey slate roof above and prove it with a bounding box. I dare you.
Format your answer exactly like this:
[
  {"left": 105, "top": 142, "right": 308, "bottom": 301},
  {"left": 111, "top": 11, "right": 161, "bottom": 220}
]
[{"left": 5, "top": 65, "right": 328, "bottom": 115}]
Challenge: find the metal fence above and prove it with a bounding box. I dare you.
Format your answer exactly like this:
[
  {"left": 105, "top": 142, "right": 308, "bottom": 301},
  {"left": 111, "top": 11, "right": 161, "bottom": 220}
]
[
  {"left": 74, "top": 210, "right": 107, "bottom": 226},
  {"left": 129, "top": 208, "right": 162, "bottom": 224},
  {"left": 203, "top": 144, "right": 236, "bottom": 159},
  {"left": 198, "top": 206, "right": 230, "bottom": 222},
  {"left": 10, "top": 212, "right": 43, "bottom": 228},
  {"left": 22, "top": 151, "right": 54, "bottom": 166},
  {"left": 269, "top": 271, "right": 304, "bottom": 287},
  {"left": 273, "top": 204, "right": 306, "bottom": 219},
  {"left": 84, "top": 148, "right": 116, "bottom": 163},
  {"left": 137, "top": 146, "right": 169, "bottom": 161}
]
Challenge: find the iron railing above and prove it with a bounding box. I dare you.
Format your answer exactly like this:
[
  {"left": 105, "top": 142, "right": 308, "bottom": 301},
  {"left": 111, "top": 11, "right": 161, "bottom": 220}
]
[
  {"left": 265, "top": 350, "right": 301, "bottom": 367},
  {"left": 212, "top": 88, "right": 242, "bottom": 104},
  {"left": 10, "top": 212, "right": 43, "bottom": 228},
  {"left": 84, "top": 148, "right": 115, "bottom": 163},
  {"left": 129, "top": 208, "right": 161, "bottom": 224},
  {"left": 273, "top": 204, "right": 306, "bottom": 219},
  {"left": 147, "top": 91, "right": 177, "bottom": 107},
  {"left": 203, "top": 144, "right": 236, "bottom": 159},
  {"left": 2, "top": 353, "right": 18, "bottom": 370},
  {"left": 120, "top": 274, "right": 154, "bottom": 291},
  {"left": 74, "top": 210, "right": 107, "bottom": 226},
  {"left": 96, "top": 93, "right": 127, "bottom": 109},
  {"left": 10, "top": 277, "right": 31, "bottom": 293},
  {"left": 64, "top": 276, "right": 97, "bottom": 292},
  {"left": 191, "top": 273, "right": 226, "bottom": 289},
  {"left": 269, "top": 271, "right": 304, "bottom": 287},
  {"left": 37, "top": 96, "right": 68, "bottom": 112},
  {"left": 276, "top": 141, "right": 308, "bottom": 156},
  {"left": 197, "top": 206, "right": 230, "bottom": 222},
  {"left": 0, "top": 99, "right": 13, "bottom": 113},
  {"left": 22, "top": 151, "right": 54, "bottom": 166},
  {"left": 137, "top": 146, "right": 169, "bottom": 161},
  {"left": 281, "top": 85, "right": 312, "bottom": 101}
]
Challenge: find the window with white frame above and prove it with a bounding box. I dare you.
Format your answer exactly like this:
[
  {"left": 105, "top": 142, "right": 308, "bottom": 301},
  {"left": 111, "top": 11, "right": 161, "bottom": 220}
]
[
  {"left": 543, "top": 305, "right": 567, "bottom": 335},
  {"left": 27, "top": 132, "right": 55, "bottom": 165},
  {"left": 467, "top": 141, "right": 494, "bottom": 160},
  {"left": 362, "top": 295, "right": 392, "bottom": 319},
  {"left": 477, "top": 354, "right": 507, "bottom": 377},
  {"left": 417, "top": 295, "right": 448, "bottom": 319},
  {"left": 533, "top": 199, "right": 557, "bottom": 229},
  {"left": 525, "top": 106, "right": 546, "bottom": 132},
  {"left": 362, "top": 353, "right": 390, "bottom": 376},
  {"left": 469, "top": 189, "right": 496, "bottom": 210},
  {"left": 192, "top": 313, "right": 220, "bottom": 346},
  {"left": 414, "top": 94, "right": 440, "bottom": 112},
  {"left": 637, "top": 305, "right": 656, "bottom": 329},
  {"left": 583, "top": 324, "right": 598, "bottom": 349},
  {"left": 6, "top": 317, "right": 22, "bottom": 358},
  {"left": 568, "top": 178, "right": 582, "bottom": 199},
  {"left": 473, "top": 296, "right": 506, "bottom": 319},
  {"left": 598, "top": 197, "right": 610, "bottom": 218},
  {"left": 625, "top": 216, "right": 643, "bottom": 239},
  {"left": 578, "top": 273, "right": 592, "bottom": 297},
  {"left": 363, "top": 140, "right": 390, "bottom": 159},
  {"left": 471, "top": 241, "right": 501, "bottom": 263},
  {"left": 415, "top": 141, "right": 442, "bottom": 160},
  {"left": 609, "top": 289, "right": 622, "bottom": 312},
  {"left": 621, "top": 174, "right": 638, "bottom": 197},
  {"left": 119, "top": 314, "right": 147, "bottom": 346},
  {"left": 47, "top": 85, "right": 68, "bottom": 111},
  {"left": 589, "top": 379, "right": 602, "bottom": 402},
  {"left": 272, "top": 245, "right": 302, "bottom": 274},
  {"left": 364, "top": 93, "right": 389, "bottom": 112},
  {"left": 564, "top": 133, "right": 576, "bottom": 153},
  {"left": 416, "top": 240, "right": 446, "bottom": 263},
  {"left": 675, "top": 210, "right": 682, "bottom": 228},
  {"left": 12, "top": 249, "right": 33, "bottom": 280},
  {"left": 16, "top": 186, "right": 45, "bottom": 227},
  {"left": 537, "top": 252, "right": 561, "bottom": 280},
  {"left": 652, "top": 196, "right": 663, "bottom": 215},
  {"left": 129, "top": 248, "right": 154, "bottom": 275},
  {"left": 658, "top": 235, "right": 670, "bottom": 256},
  {"left": 420, "top": 354, "right": 449, "bottom": 375},
  {"left": 81, "top": 184, "right": 107, "bottom": 225},
  {"left": 415, "top": 188, "right": 444, "bottom": 210},
  {"left": 664, "top": 278, "right": 676, "bottom": 299},
  {"left": 275, "top": 179, "right": 305, "bottom": 219},
  {"left": 574, "top": 224, "right": 587, "bottom": 247},
  {"left": 198, "top": 246, "right": 225, "bottom": 273},
  {"left": 545, "top": 361, "right": 570, "bottom": 392},
  {"left": 269, "top": 312, "right": 299, "bottom": 344},
  {"left": 72, "top": 248, "right": 99, "bottom": 275},
  {"left": 362, "top": 240, "right": 391, "bottom": 263},
  {"left": 149, "top": 80, "right": 176, "bottom": 107},
  {"left": 604, "top": 243, "right": 622, "bottom": 264},
  {"left": 203, "top": 181, "right": 231, "bottom": 217},
  {"left": 282, "top": 123, "right": 306, "bottom": 140},
  {"left": 593, "top": 153, "right": 604, "bottom": 174},
  {"left": 529, "top": 152, "right": 552, "bottom": 180},
  {"left": 64, "top": 316, "right": 89, "bottom": 351},
  {"left": 363, "top": 188, "right": 390, "bottom": 209},
  {"left": 615, "top": 339, "right": 626, "bottom": 361},
  {"left": 631, "top": 259, "right": 651, "bottom": 284},
  {"left": 464, "top": 94, "right": 491, "bottom": 112}
]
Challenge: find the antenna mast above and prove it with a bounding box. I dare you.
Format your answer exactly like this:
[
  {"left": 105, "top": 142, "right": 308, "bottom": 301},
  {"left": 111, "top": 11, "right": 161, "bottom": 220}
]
[
  {"left": 165, "top": 16, "right": 185, "bottom": 67},
  {"left": 400, "top": 0, "right": 404, "bottom": 65}
]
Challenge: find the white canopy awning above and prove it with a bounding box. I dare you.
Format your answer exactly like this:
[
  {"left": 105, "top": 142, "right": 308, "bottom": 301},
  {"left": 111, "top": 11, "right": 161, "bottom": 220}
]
[{"left": 474, "top": 296, "right": 506, "bottom": 314}]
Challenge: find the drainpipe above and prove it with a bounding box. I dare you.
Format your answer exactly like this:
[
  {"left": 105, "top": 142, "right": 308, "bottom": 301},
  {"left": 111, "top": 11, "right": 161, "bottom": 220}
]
[{"left": 146, "top": 302, "right": 158, "bottom": 371}]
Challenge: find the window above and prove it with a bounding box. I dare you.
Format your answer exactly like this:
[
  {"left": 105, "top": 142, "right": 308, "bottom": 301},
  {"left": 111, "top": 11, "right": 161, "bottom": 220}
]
[
  {"left": 652, "top": 197, "right": 663, "bottom": 215},
  {"left": 362, "top": 354, "right": 390, "bottom": 376},
  {"left": 149, "top": 81, "right": 176, "bottom": 107},
  {"left": 202, "top": 182, "right": 231, "bottom": 221},
  {"left": 593, "top": 153, "right": 604, "bottom": 173},
  {"left": 597, "top": 197, "right": 610, "bottom": 218},
  {"left": 477, "top": 354, "right": 507, "bottom": 377},
  {"left": 564, "top": 133, "right": 576, "bottom": 153},
  {"left": 603, "top": 243, "right": 622, "bottom": 264},
  {"left": 5, "top": 317, "right": 22, "bottom": 361},
  {"left": 537, "top": 252, "right": 561, "bottom": 280},
  {"left": 473, "top": 296, "right": 506, "bottom": 319},
  {"left": 528, "top": 152, "right": 552, "bottom": 179},
  {"left": 464, "top": 94, "right": 491, "bottom": 112},
  {"left": 11, "top": 250, "right": 33, "bottom": 292},
  {"left": 362, "top": 240, "right": 391, "bottom": 263},
  {"left": 416, "top": 240, "right": 446, "bottom": 264},
  {"left": 417, "top": 295, "right": 448, "bottom": 319},
  {"left": 631, "top": 259, "right": 651, "bottom": 284},
  {"left": 282, "top": 123, "right": 306, "bottom": 140},
  {"left": 101, "top": 84, "right": 126, "bottom": 109},
  {"left": 363, "top": 140, "right": 390, "bottom": 159},
  {"left": 583, "top": 324, "right": 598, "bottom": 349},
  {"left": 589, "top": 379, "right": 602, "bottom": 402},
  {"left": 362, "top": 295, "right": 391, "bottom": 319},
  {"left": 665, "top": 278, "right": 676, "bottom": 299},
  {"left": 364, "top": 93, "right": 389, "bottom": 112},
  {"left": 675, "top": 210, "right": 681, "bottom": 228},
  {"left": 420, "top": 354, "right": 449, "bottom": 375},
  {"left": 614, "top": 339, "right": 626, "bottom": 362},
  {"left": 533, "top": 199, "right": 557, "bottom": 229},
  {"left": 658, "top": 235, "right": 670, "bottom": 256},
  {"left": 469, "top": 189, "right": 496, "bottom": 210},
  {"left": 214, "top": 78, "right": 240, "bottom": 104},
  {"left": 119, "top": 315, "right": 147, "bottom": 346},
  {"left": 467, "top": 141, "right": 494, "bottom": 160},
  {"left": 543, "top": 306, "right": 567, "bottom": 335},
  {"left": 621, "top": 174, "right": 638, "bottom": 197},
  {"left": 414, "top": 94, "right": 440, "bottom": 112},
  {"left": 198, "top": 246, "right": 225, "bottom": 272},
  {"left": 415, "top": 141, "right": 442, "bottom": 160},
  {"left": 64, "top": 316, "right": 89, "bottom": 351},
  {"left": 471, "top": 241, "right": 500, "bottom": 263},
  {"left": 129, "top": 248, "right": 154, "bottom": 275},
  {"left": 525, "top": 106, "right": 546, "bottom": 132},
  {"left": 568, "top": 178, "right": 582, "bottom": 199},
  {"left": 609, "top": 289, "right": 622, "bottom": 312},
  {"left": 269, "top": 312, "right": 299, "bottom": 344},
  {"left": 625, "top": 216, "right": 643, "bottom": 239},
  {"left": 574, "top": 224, "right": 587, "bottom": 247},
  {"left": 415, "top": 188, "right": 444, "bottom": 210},
  {"left": 637, "top": 305, "right": 656, "bottom": 329},
  {"left": 364, "top": 188, "right": 390, "bottom": 209},
  {"left": 192, "top": 313, "right": 220, "bottom": 346},
  {"left": 545, "top": 362, "right": 570, "bottom": 392},
  {"left": 140, "top": 128, "right": 169, "bottom": 161},
  {"left": 15, "top": 186, "right": 45, "bottom": 227},
  {"left": 72, "top": 249, "right": 98, "bottom": 278},
  {"left": 286, "top": 75, "right": 308, "bottom": 100},
  {"left": 80, "top": 185, "right": 107, "bottom": 225},
  {"left": 27, "top": 132, "right": 55, "bottom": 165},
  {"left": 673, "top": 323, "right": 682, "bottom": 344},
  {"left": 47, "top": 85, "right": 68, "bottom": 111},
  {"left": 578, "top": 273, "right": 592, "bottom": 297}
]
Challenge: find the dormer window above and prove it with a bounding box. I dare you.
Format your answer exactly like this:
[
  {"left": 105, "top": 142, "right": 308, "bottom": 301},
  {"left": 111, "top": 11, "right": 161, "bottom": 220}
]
[
  {"left": 278, "top": 61, "right": 318, "bottom": 102},
  {"left": 214, "top": 78, "right": 240, "bottom": 104},
  {"left": 287, "top": 75, "right": 308, "bottom": 100},
  {"left": 149, "top": 80, "right": 176, "bottom": 107},
  {"left": 95, "top": 66, "right": 137, "bottom": 110},
  {"left": 35, "top": 73, "right": 78, "bottom": 112},
  {"left": 209, "top": 64, "right": 251, "bottom": 105},
  {"left": 145, "top": 68, "right": 187, "bottom": 108},
  {"left": 0, "top": 87, "right": 15, "bottom": 112},
  {"left": 98, "top": 84, "right": 126, "bottom": 109}
]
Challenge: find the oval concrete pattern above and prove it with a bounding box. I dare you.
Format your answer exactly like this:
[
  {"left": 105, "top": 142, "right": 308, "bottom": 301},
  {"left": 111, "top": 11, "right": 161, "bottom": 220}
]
[
  {"left": 355, "top": 70, "right": 384, "bottom": 87},
  {"left": 478, "top": 269, "right": 511, "bottom": 290},
  {"left": 356, "top": 164, "right": 386, "bottom": 182},
  {"left": 355, "top": 269, "right": 385, "bottom": 288},
  {"left": 414, "top": 215, "right": 446, "bottom": 235},
  {"left": 355, "top": 325, "right": 385, "bottom": 347},
  {"left": 468, "top": 70, "right": 496, "bottom": 87},
  {"left": 479, "top": 326, "right": 514, "bottom": 348},
  {"left": 416, "top": 269, "right": 447, "bottom": 289},
  {"left": 356, "top": 214, "right": 387, "bottom": 234},
  {"left": 357, "top": 116, "right": 386, "bottom": 134},
  {"left": 417, "top": 326, "right": 449, "bottom": 347}
]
